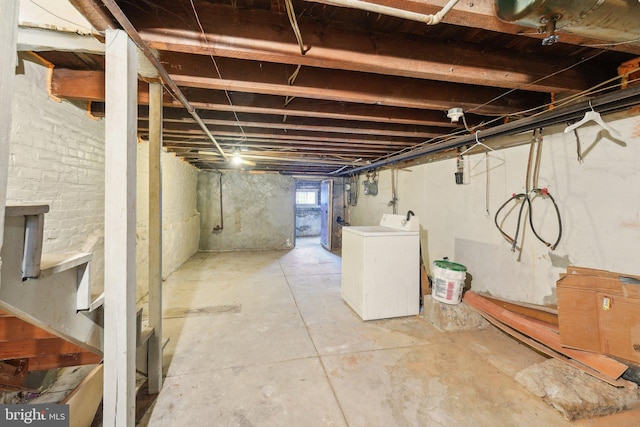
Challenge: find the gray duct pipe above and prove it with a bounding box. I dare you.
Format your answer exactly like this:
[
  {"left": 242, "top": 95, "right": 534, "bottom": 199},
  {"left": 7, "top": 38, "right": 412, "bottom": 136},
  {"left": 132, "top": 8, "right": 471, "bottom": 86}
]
[{"left": 495, "top": 0, "right": 640, "bottom": 45}]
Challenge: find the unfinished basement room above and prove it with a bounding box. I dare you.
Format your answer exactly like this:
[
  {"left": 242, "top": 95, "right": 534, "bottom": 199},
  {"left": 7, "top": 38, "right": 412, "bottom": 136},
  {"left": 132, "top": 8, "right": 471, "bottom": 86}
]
[{"left": 2, "top": 0, "right": 640, "bottom": 426}]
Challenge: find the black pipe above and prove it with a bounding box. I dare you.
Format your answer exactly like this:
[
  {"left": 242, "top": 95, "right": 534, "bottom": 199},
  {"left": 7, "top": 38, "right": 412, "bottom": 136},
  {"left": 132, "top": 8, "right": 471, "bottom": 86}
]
[
  {"left": 339, "top": 85, "right": 640, "bottom": 176},
  {"left": 212, "top": 173, "right": 224, "bottom": 233}
]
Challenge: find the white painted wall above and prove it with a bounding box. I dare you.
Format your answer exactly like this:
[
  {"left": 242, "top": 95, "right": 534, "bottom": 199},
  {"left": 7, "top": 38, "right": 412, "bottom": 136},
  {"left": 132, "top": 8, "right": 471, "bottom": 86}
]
[
  {"left": 163, "top": 152, "right": 200, "bottom": 275},
  {"left": 1, "top": 0, "right": 20, "bottom": 260},
  {"left": 350, "top": 109, "right": 640, "bottom": 306},
  {"left": 8, "top": 57, "right": 106, "bottom": 296},
  {"left": 7, "top": 57, "right": 200, "bottom": 302}
]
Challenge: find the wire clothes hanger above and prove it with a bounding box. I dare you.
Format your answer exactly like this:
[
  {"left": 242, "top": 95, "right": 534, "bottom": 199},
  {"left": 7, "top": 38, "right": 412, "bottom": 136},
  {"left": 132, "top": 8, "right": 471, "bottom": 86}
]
[
  {"left": 460, "top": 130, "right": 502, "bottom": 157},
  {"left": 564, "top": 100, "right": 621, "bottom": 137},
  {"left": 459, "top": 131, "right": 504, "bottom": 216}
]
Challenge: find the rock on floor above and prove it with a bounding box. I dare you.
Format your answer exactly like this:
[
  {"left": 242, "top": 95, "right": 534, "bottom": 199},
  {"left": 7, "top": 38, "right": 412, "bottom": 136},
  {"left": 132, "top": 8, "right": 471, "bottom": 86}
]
[
  {"left": 515, "top": 358, "right": 640, "bottom": 421},
  {"left": 421, "top": 296, "right": 489, "bottom": 332}
]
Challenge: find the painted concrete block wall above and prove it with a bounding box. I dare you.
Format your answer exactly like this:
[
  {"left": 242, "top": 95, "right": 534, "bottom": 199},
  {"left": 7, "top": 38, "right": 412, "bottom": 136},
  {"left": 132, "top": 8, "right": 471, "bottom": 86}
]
[
  {"left": 137, "top": 143, "right": 200, "bottom": 290},
  {"left": 198, "top": 171, "right": 295, "bottom": 251},
  {"left": 159, "top": 150, "right": 200, "bottom": 276},
  {"left": 7, "top": 58, "right": 200, "bottom": 303},
  {"left": 7, "top": 58, "right": 106, "bottom": 296},
  {"left": 350, "top": 110, "right": 640, "bottom": 306}
]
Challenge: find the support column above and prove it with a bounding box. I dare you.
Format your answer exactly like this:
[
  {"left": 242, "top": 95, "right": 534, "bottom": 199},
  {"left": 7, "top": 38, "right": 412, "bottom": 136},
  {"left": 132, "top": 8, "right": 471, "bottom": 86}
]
[
  {"left": 148, "top": 82, "right": 163, "bottom": 394},
  {"left": 104, "top": 29, "right": 137, "bottom": 427},
  {"left": 0, "top": 0, "right": 19, "bottom": 254}
]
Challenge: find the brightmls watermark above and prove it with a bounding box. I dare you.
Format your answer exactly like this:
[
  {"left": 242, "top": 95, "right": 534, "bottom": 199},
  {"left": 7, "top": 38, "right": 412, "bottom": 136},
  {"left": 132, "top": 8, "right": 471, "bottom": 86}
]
[{"left": 0, "top": 404, "right": 69, "bottom": 426}]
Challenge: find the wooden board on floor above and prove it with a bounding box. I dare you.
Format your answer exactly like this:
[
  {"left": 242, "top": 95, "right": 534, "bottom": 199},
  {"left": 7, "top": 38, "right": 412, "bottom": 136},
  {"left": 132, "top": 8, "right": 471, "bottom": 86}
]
[
  {"left": 483, "top": 295, "right": 558, "bottom": 326},
  {"left": 479, "top": 311, "right": 631, "bottom": 388},
  {"left": 463, "top": 291, "right": 628, "bottom": 379},
  {"left": 61, "top": 364, "right": 103, "bottom": 427},
  {"left": 421, "top": 262, "right": 430, "bottom": 296}
]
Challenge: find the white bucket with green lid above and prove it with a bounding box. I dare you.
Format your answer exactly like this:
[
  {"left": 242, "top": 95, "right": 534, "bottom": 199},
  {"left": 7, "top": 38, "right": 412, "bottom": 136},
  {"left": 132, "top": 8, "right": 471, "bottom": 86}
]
[{"left": 432, "top": 260, "right": 467, "bottom": 305}]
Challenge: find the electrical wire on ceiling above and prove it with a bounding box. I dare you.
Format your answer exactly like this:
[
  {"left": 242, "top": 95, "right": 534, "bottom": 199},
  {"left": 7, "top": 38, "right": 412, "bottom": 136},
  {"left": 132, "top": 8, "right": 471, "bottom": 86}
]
[
  {"left": 368, "top": 69, "right": 640, "bottom": 167},
  {"left": 188, "top": 0, "right": 247, "bottom": 143},
  {"left": 581, "top": 36, "right": 640, "bottom": 48},
  {"left": 285, "top": 0, "right": 308, "bottom": 55},
  {"left": 466, "top": 49, "right": 607, "bottom": 115}
]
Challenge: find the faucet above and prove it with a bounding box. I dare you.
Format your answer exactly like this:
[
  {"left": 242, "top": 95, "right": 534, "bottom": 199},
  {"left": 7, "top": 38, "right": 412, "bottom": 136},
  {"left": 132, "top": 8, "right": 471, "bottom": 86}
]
[{"left": 406, "top": 210, "right": 415, "bottom": 221}]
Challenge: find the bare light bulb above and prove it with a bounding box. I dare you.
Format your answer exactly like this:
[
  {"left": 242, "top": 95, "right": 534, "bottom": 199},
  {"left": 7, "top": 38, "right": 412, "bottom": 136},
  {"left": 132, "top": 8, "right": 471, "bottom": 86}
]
[{"left": 231, "top": 152, "right": 243, "bottom": 166}]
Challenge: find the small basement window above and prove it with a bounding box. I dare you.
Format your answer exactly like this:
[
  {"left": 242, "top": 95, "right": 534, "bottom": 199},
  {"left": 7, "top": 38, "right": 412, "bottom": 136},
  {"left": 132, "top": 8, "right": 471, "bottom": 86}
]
[{"left": 296, "top": 189, "right": 319, "bottom": 206}]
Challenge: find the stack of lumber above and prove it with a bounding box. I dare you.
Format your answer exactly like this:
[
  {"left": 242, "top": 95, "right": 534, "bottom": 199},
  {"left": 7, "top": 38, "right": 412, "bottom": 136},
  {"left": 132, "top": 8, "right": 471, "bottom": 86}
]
[{"left": 463, "top": 291, "right": 632, "bottom": 387}]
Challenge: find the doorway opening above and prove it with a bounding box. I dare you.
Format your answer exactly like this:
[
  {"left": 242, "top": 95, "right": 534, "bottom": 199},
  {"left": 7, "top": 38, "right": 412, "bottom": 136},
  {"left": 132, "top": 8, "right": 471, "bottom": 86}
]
[{"left": 295, "top": 180, "right": 322, "bottom": 246}]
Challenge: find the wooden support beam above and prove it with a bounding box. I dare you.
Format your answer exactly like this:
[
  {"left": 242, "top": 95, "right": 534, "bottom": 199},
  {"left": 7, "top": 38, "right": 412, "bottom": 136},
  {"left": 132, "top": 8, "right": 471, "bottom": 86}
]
[
  {"left": 0, "top": 316, "right": 57, "bottom": 341},
  {"left": 90, "top": 97, "right": 463, "bottom": 128},
  {"left": 152, "top": 106, "right": 461, "bottom": 129},
  {"left": 142, "top": 129, "right": 422, "bottom": 146},
  {"left": 141, "top": 119, "right": 447, "bottom": 139},
  {"left": 130, "top": 1, "right": 603, "bottom": 92},
  {"left": 162, "top": 53, "right": 545, "bottom": 115},
  {"left": 142, "top": 116, "right": 448, "bottom": 138},
  {"left": 147, "top": 82, "right": 163, "bottom": 394},
  {"left": 52, "top": 64, "right": 545, "bottom": 116},
  {"left": 0, "top": 337, "right": 90, "bottom": 360},
  {"left": 163, "top": 140, "right": 412, "bottom": 153},
  {"left": 103, "top": 29, "right": 138, "bottom": 427}
]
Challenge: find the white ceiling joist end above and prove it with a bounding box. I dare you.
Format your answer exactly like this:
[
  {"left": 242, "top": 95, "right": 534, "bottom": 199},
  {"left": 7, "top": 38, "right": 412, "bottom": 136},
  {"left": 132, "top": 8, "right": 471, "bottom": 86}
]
[{"left": 17, "top": 26, "right": 104, "bottom": 54}]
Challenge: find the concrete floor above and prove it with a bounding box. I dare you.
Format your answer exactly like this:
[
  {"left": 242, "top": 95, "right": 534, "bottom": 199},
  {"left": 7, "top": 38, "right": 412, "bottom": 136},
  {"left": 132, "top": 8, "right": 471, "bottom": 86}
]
[{"left": 139, "top": 237, "right": 639, "bottom": 426}]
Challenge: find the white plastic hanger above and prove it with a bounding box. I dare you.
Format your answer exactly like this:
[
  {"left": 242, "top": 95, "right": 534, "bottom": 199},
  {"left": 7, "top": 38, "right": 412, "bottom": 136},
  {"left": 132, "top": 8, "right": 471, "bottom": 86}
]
[{"left": 564, "top": 101, "right": 621, "bottom": 137}]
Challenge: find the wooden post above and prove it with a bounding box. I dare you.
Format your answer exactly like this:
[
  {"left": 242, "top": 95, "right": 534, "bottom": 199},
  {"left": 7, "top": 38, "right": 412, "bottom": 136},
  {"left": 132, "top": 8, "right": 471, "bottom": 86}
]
[
  {"left": 0, "top": 0, "right": 19, "bottom": 254},
  {"left": 104, "top": 29, "right": 137, "bottom": 427},
  {"left": 147, "top": 81, "right": 163, "bottom": 394}
]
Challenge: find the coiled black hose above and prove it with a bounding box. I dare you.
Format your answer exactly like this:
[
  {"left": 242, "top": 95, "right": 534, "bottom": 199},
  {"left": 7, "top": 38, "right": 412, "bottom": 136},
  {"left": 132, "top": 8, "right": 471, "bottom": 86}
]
[{"left": 494, "top": 188, "right": 562, "bottom": 251}]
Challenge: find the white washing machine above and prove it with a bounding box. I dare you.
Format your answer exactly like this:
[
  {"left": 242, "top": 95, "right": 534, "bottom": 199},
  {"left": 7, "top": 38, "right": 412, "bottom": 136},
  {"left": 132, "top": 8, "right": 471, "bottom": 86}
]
[{"left": 341, "top": 213, "right": 420, "bottom": 321}]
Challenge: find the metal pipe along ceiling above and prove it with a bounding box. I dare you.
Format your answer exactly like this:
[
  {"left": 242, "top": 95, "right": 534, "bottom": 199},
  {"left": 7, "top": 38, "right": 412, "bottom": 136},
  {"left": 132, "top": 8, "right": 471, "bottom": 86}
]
[
  {"left": 100, "top": 0, "right": 229, "bottom": 160},
  {"left": 304, "top": 0, "right": 461, "bottom": 25},
  {"left": 340, "top": 85, "right": 640, "bottom": 176}
]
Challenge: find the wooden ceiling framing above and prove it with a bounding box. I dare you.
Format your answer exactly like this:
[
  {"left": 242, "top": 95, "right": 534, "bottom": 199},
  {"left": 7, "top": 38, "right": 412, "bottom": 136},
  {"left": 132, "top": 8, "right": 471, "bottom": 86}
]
[{"left": 42, "top": 0, "right": 638, "bottom": 175}]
